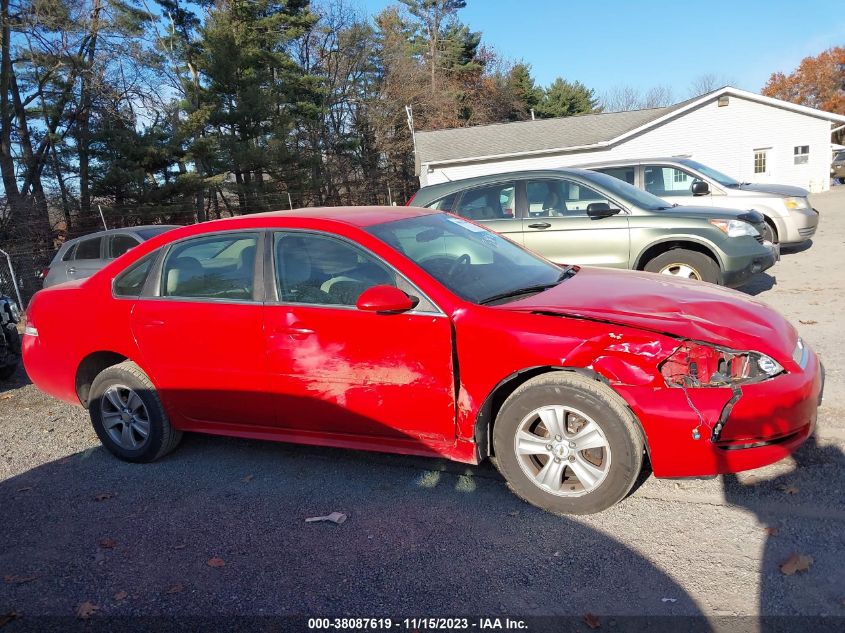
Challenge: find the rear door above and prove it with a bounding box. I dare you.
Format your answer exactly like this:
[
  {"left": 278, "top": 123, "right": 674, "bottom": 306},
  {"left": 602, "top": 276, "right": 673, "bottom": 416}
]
[
  {"left": 452, "top": 181, "right": 524, "bottom": 244},
  {"left": 520, "top": 178, "right": 630, "bottom": 268},
  {"left": 108, "top": 233, "right": 142, "bottom": 260},
  {"left": 66, "top": 236, "right": 107, "bottom": 281},
  {"left": 130, "top": 231, "right": 273, "bottom": 426}
]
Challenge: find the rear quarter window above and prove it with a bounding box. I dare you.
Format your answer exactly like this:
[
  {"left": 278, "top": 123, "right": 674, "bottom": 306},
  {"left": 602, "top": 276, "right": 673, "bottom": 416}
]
[{"left": 113, "top": 252, "right": 157, "bottom": 297}]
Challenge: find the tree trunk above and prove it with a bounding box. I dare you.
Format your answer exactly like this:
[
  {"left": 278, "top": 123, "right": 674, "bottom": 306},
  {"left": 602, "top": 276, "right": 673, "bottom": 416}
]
[{"left": 78, "top": 0, "right": 103, "bottom": 220}]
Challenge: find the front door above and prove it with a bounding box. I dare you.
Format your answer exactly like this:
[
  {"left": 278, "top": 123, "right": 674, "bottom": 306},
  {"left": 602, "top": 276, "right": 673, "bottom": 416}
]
[
  {"left": 264, "top": 231, "right": 456, "bottom": 447},
  {"left": 130, "top": 231, "right": 273, "bottom": 427},
  {"left": 521, "top": 178, "right": 630, "bottom": 268}
]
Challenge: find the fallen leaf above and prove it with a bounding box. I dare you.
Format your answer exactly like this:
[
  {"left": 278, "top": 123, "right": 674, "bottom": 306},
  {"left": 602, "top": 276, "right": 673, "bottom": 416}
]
[
  {"left": 75, "top": 601, "right": 99, "bottom": 619},
  {"left": 173, "top": 544, "right": 186, "bottom": 550},
  {"left": 3, "top": 575, "right": 37, "bottom": 585},
  {"left": 780, "top": 553, "right": 814, "bottom": 575},
  {"left": 241, "top": 474, "right": 254, "bottom": 483},
  {"left": 583, "top": 613, "right": 601, "bottom": 629},
  {"left": 166, "top": 584, "right": 184, "bottom": 594},
  {"left": 207, "top": 557, "right": 226, "bottom": 568},
  {"left": 0, "top": 394, "right": 11, "bottom": 400},
  {"left": 779, "top": 484, "right": 800, "bottom": 495},
  {"left": 98, "top": 538, "right": 117, "bottom": 549},
  {"left": 507, "top": 511, "right": 520, "bottom": 517},
  {"left": 93, "top": 492, "right": 116, "bottom": 502},
  {"left": 15, "top": 487, "right": 32, "bottom": 493},
  {"left": 764, "top": 526, "right": 779, "bottom": 537},
  {"left": 0, "top": 611, "right": 22, "bottom": 627},
  {"left": 113, "top": 591, "right": 127, "bottom": 601},
  {"left": 661, "top": 598, "right": 678, "bottom": 603},
  {"left": 799, "top": 320, "right": 818, "bottom": 325}
]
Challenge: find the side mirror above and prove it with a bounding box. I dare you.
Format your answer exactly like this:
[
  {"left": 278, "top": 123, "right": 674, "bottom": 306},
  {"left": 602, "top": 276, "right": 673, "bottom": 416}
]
[
  {"left": 691, "top": 180, "right": 710, "bottom": 196},
  {"left": 586, "top": 202, "right": 621, "bottom": 219},
  {"left": 356, "top": 285, "right": 416, "bottom": 313}
]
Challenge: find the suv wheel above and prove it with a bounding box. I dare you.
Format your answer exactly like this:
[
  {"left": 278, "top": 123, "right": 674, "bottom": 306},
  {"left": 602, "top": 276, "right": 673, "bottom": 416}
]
[
  {"left": 492, "top": 373, "right": 645, "bottom": 515},
  {"left": 644, "top": 248, "right": 720, "bottom": 284},
  {"left": 88, "top": 361, "right": 182, "bottom": 462}
]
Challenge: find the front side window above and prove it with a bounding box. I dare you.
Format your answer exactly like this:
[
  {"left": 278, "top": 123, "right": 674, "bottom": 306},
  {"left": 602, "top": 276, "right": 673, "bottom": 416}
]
[
  {"left": 794, "top": 145, "right": 809, "bottom": 165},
  {"left": 110, "top": 234, "right": 140, "bottom": 259},
  {"left": 368, "top": 213, "right": 565, "bottom": 305},
  {"left": 75, "top": 237, "right": 102, "bottom": 260},
  {"left": 161, "top": 233, "right": 258, "bottom": 301},
  {"left": 275, "top": 232, "right": 420, "bottom": 308},
  {"left": 114, "top": 252, "right": 156, "bottom": 297},
  {"left": 643, "top": 166, "right": 698, "bottom": 197},
  {"left": 454, "top": 183, "right": 516, "bottom": 220}
]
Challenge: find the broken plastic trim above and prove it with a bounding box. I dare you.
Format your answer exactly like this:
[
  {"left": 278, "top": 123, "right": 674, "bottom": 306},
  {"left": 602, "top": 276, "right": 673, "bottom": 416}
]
[{"left": 660, "top": 341, "right": 784, "bottom": 389}]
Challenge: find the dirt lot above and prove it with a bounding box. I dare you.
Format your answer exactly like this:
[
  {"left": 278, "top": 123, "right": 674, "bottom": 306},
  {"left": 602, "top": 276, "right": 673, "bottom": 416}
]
[{"left": 1, "top": 188, "right": 844, "bottom": 626}]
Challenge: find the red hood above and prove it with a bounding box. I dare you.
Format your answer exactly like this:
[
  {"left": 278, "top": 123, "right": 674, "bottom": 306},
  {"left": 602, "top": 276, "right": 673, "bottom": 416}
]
[{"left": 497, "top": 267, "right": 797, "bottom": 361}]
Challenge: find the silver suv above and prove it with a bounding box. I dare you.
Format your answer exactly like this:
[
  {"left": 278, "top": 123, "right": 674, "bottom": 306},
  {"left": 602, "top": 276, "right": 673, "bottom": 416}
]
[
  {"left": 579, "top": 157, "right": 819, "bottom": 245},
  {"left": 42, "top": 226, "right": 178, "bottom": 288}
]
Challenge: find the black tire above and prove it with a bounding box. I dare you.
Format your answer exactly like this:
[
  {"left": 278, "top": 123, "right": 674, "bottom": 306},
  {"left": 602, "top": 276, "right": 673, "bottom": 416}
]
[
  {"left": 492, "top": 373, "right": 645, "bottom": 515},
  {"left": 644, "top": 248, "right": 721, "bottom": 284},
  {"left": 88, "top": 360, "right": 182, "bottom": 463},
  {"left": 759, "top": 221, "right": 777, "bottom": 244}
]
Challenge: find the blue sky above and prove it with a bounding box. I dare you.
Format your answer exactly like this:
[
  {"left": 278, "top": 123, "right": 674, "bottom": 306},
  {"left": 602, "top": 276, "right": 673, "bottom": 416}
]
[{"left": 353, "top": 0, "right": 845, "bottom": 100}]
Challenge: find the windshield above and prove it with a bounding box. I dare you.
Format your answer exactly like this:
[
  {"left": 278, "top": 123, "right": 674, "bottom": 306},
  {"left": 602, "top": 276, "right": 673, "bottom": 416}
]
[
  {"left": 679, "top": 159, "right": 741, "bottom": 187},
  {"left": 581, "top": 170, "right": 673, "bottom": 210},
  {"left": 367, "top": 213, "right": 567, "bottom": 304}
]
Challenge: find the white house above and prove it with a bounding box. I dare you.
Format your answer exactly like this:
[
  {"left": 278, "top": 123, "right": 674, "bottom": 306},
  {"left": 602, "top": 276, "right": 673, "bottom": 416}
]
[{"left": 415, "top": 87, "right": 845, "bottom": 192}]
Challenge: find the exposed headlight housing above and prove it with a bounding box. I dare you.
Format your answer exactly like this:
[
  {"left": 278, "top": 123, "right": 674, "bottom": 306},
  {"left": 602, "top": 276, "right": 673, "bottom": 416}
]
[
  {"left": 661, "top": 342, "right": 783, "bottom": 388},
  {"left": 708, "top": 219, "right": 760, "bottom": 237},
  {"left": 783, "top": 197, "right": 810, "bottom": 210}
]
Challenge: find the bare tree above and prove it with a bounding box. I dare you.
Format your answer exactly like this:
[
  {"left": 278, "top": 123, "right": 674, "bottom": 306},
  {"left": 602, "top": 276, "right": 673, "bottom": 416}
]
[
  {"left": 688, "top": 73, "right": 734, "bottom": 97},
  {"left": 601, "top": 84, "right": 674, "bottom": 112}
]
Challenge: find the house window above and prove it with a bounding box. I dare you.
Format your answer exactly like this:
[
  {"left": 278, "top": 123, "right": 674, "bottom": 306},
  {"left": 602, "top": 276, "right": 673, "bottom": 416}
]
[
  {"left": 754, "top": 151, "right": 767, "bottom": 174},
  {"left": 673, "top": 170, "right": 689, "bottom": 183},
  {"left": 794, "top": 145, "right": 809, "bottom": 165}
]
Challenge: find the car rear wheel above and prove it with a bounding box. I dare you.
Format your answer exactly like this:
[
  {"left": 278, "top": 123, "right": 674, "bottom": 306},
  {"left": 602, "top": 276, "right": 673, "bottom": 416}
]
[
  {"left": 88, "top": 361, "right": 182, "bottom": 463},
  {"left": 492, "top": 373, "right": 644, "bottom": 515},
  {"left": 644, "top": 248, "right": 720, "bottom": 284}
]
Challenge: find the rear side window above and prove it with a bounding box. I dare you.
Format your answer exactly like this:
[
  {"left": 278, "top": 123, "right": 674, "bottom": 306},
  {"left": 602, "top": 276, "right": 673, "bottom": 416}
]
[
  {"left": 75, "top": 237, "right": 102, "bottom": 260},
  {"left": 595, "top": 167, "right": 635, "bottom": 185},
  {"left": 113, "top": 253, "right": 156, "bottom": 297},
  {"left": 161, "top": 233, "right": 258, "bottom": 301},
  {"left": 424, "top": 193, "right": 457, "bottom": 212},
  {"left": 454, "top": 183, "right": 516, "bottom": 220},
  {"left": 110, "top": 234, "right": 140, "bottom": 258}
]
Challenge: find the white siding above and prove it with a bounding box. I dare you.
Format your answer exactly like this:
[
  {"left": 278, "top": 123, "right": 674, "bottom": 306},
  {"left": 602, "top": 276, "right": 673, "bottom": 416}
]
[{"left": 421, "top": 96, "right": 834, "bottom": 192}]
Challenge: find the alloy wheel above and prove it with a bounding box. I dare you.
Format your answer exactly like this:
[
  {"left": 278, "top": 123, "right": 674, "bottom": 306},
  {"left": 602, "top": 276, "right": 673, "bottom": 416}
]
[
  {"left": 100, "top": 384, "right": 151, "bottom": 450},
  {"left": 658, "top": 263, "right": 701, "bottom": 280},
  {"left": 513, "top": 405, "right": 611, "bottom": 497}
]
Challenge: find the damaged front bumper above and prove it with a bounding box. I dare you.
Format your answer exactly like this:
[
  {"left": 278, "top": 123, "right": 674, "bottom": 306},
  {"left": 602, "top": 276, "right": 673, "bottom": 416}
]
[{"left": 614, "top": 346, "right": 823, "bottom": 478}]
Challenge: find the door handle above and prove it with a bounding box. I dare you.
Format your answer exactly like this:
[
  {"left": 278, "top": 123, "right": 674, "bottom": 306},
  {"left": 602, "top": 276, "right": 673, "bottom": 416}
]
[
  {"left": 67, "top": 267, "right": 76, "bottom": 274},
  {"left": 285, "top": 326, "right": 315, "bottom": 340},
  {"left": 528, "top": 222, "right": 551, "bottom": 229}
]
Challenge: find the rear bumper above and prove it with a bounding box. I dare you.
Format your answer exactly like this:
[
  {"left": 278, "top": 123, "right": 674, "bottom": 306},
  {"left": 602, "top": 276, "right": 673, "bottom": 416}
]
[{"left": 615, "top": 348, "right": 822, "bottom": 477}]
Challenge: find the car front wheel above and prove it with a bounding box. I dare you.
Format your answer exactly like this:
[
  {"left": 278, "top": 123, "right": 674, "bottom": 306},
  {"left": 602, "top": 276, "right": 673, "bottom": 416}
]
[
  {"left": 644, "top": 248, "right": 721, "bottom": 284},
  {"left": 492, "top": 373, "right": 645, "bottom": 515},
  {"left": 88, "top": 360, "right": 182, "bottom": 463}
]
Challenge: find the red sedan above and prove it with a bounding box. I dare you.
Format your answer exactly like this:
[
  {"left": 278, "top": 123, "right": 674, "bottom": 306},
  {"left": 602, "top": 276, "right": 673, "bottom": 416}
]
[{"left": 22, "top": 207, "right": 823, "bottom": 514}]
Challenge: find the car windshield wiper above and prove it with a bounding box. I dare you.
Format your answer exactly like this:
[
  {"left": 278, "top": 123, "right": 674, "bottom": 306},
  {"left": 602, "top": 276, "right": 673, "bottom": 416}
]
[{"left": 479, "top": 267, "right": 575, "bottom": 305}]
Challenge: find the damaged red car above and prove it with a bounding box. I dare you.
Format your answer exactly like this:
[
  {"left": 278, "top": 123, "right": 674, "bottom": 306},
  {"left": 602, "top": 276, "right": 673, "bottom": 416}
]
[{"left": 23, "top": 207, "right": 823, "bottom": 514}]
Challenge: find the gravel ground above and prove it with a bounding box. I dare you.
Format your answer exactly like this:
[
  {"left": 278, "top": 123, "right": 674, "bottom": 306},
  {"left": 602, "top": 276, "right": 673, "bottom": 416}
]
[{"left": 1, "top": 188, "right": 844, "bottom": 628}]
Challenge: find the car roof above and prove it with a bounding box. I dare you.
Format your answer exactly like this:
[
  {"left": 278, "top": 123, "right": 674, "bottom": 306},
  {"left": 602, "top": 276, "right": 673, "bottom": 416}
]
[
  {"left": 415, "top": 168, "right": 602, "bottom": 197},
  {"left": 573, "top": 157, "right": 695, "bottom": 168},
  {"left": 196, "top": 206, "right": 438, "bottom": 229},
  {"left": 63, "top": 225, "right": 181, "bottom": 245}
]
